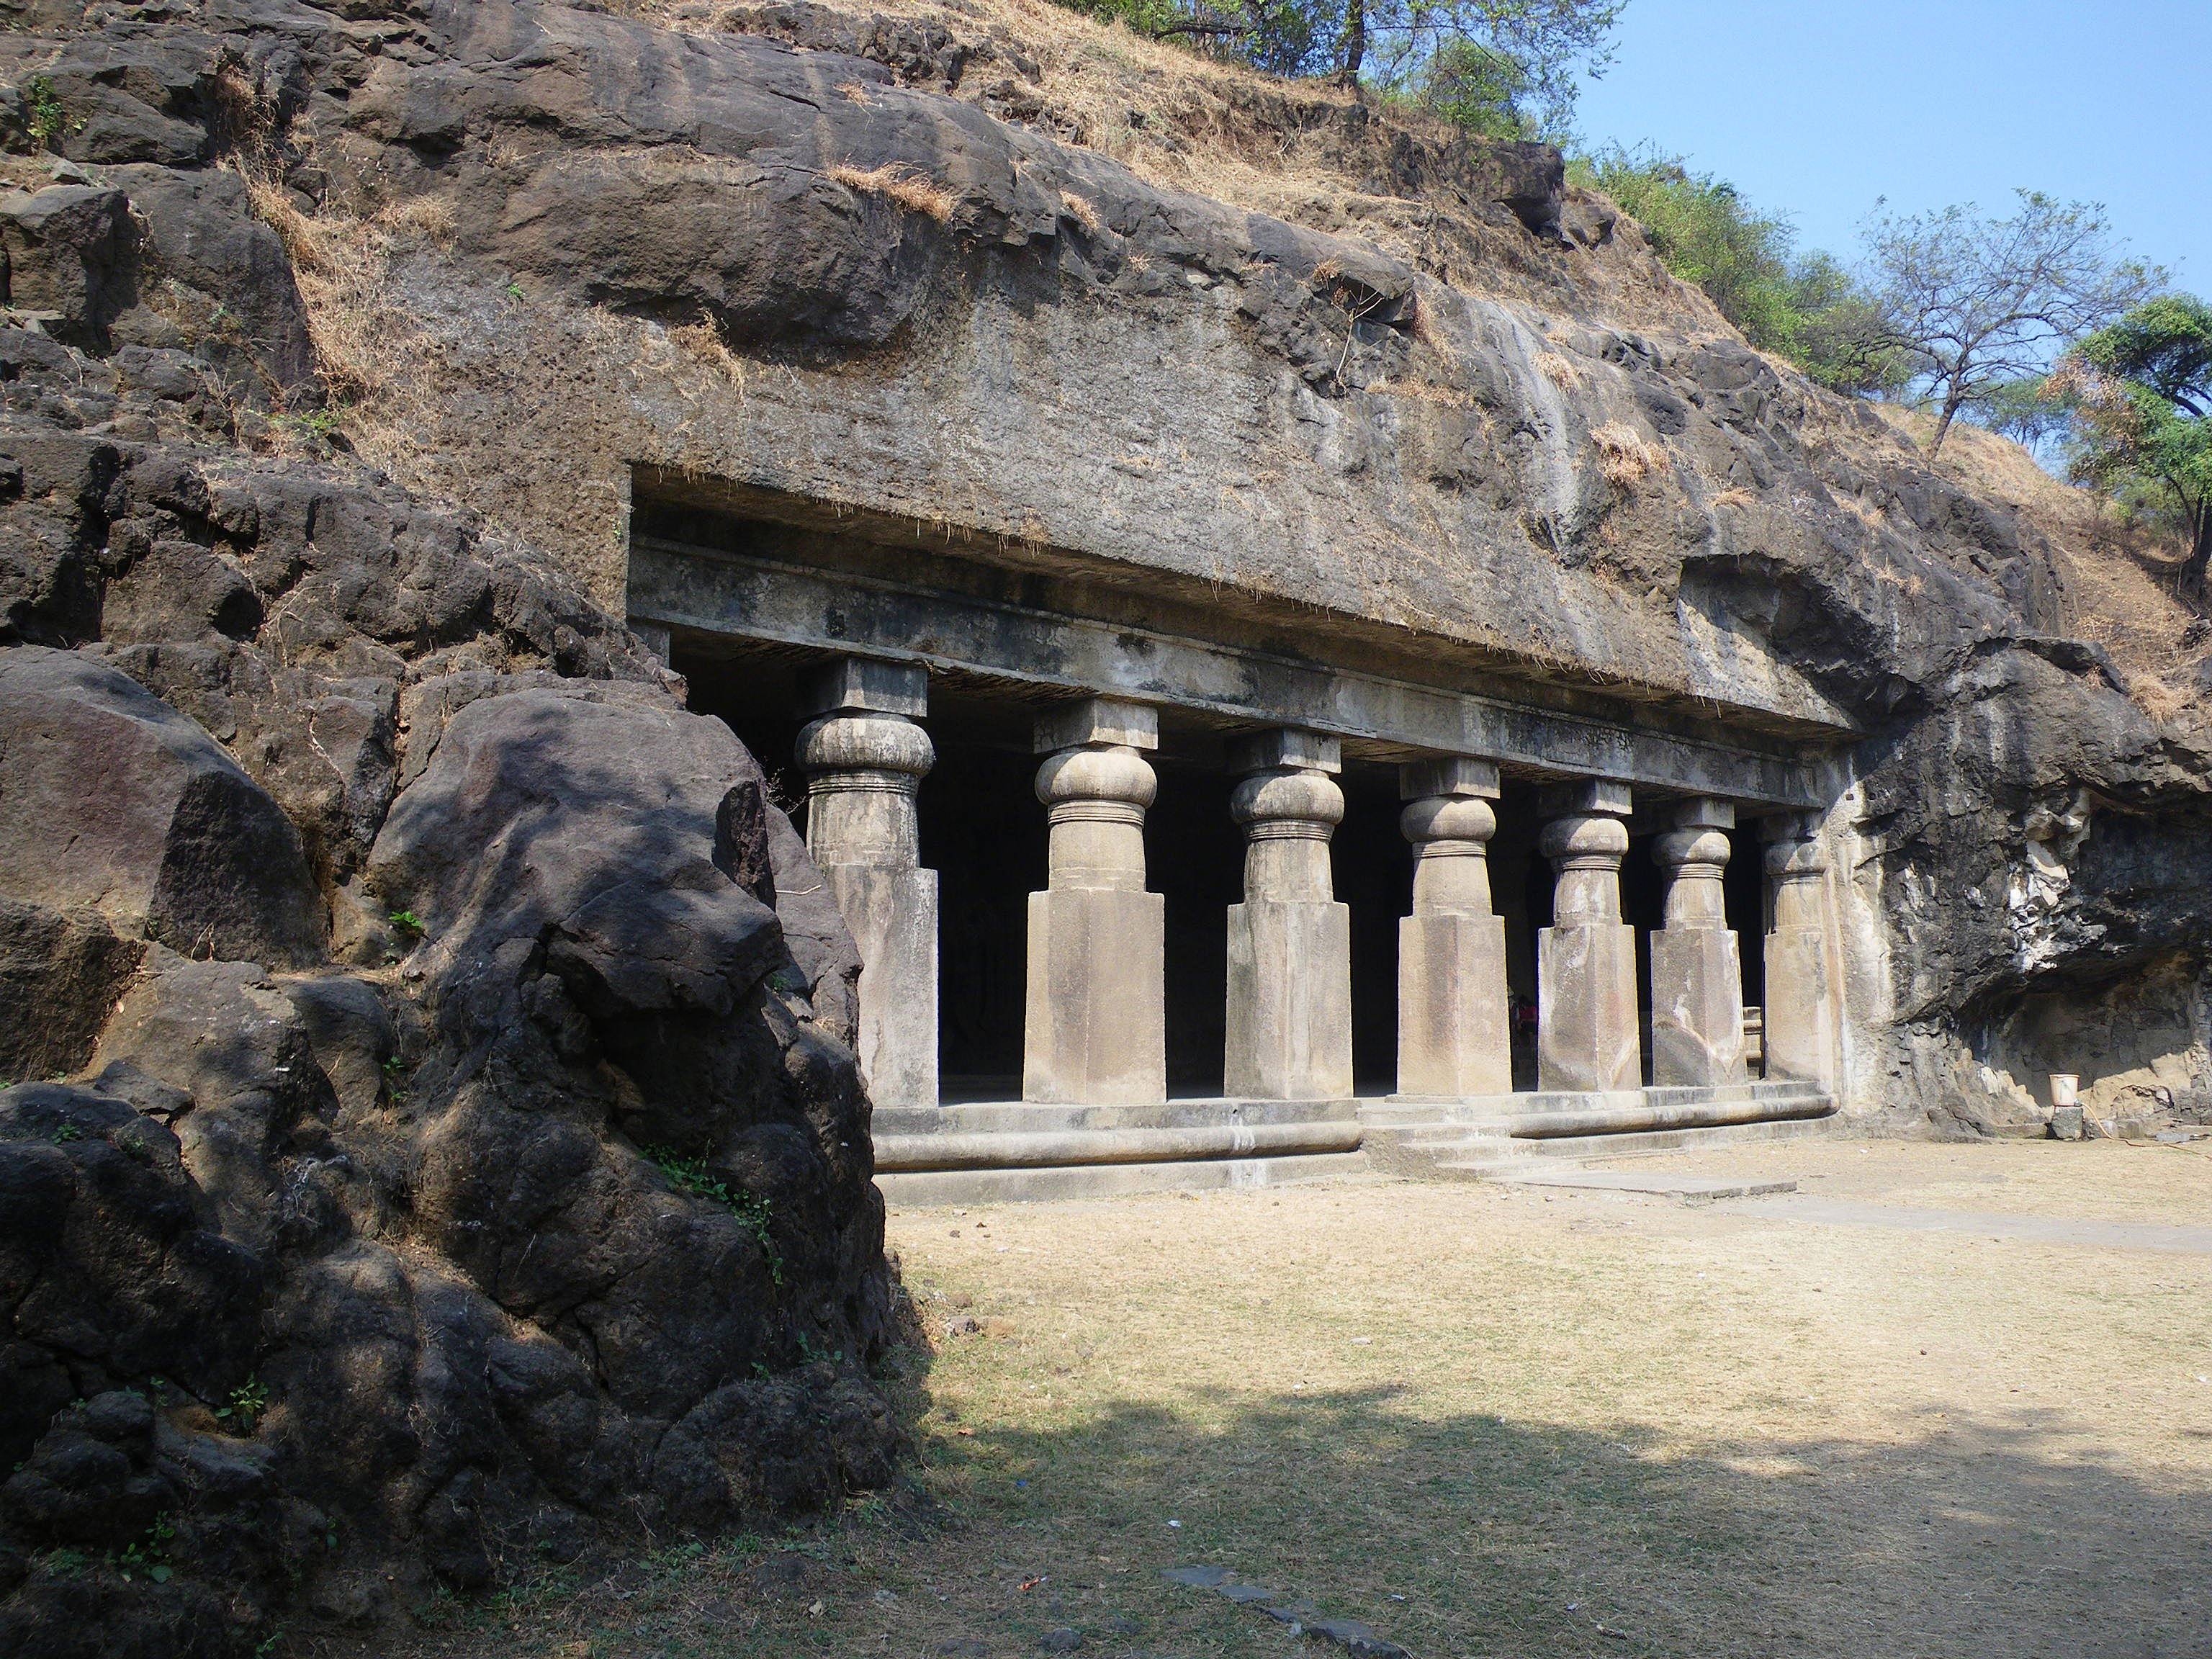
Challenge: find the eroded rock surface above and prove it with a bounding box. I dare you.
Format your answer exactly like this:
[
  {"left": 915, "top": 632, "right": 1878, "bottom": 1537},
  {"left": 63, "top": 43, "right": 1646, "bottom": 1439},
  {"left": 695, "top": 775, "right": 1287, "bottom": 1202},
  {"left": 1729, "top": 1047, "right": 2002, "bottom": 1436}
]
[{"left": 0, "top": 407, "right": 891, "bottom": 1655}]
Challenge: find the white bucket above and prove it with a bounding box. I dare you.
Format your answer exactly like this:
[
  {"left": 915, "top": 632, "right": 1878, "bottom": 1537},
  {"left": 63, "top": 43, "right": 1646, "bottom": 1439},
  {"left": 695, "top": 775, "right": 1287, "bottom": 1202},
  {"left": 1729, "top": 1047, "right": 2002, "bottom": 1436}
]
[{"left": 2049, "top": 1073, "right": 2080, "bottom": 1109}]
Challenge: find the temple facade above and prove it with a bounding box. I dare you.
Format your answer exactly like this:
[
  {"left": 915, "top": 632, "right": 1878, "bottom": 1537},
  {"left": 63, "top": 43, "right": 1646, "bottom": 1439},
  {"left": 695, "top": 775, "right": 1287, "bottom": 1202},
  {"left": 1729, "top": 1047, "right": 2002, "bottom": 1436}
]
[{"left": 626, "top": 470, "right": 1861, "bottom": 1200}]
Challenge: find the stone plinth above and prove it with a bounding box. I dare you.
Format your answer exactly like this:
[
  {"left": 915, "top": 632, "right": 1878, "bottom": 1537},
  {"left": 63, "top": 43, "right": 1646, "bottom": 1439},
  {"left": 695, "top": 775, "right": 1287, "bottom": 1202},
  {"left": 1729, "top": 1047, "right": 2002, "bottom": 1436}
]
[
  {"left": 1763, "top": 811, "right": 1837, "bottom": 1089},
  {"left": 796, "top": 657, "right": 938, "bottom": 1108},
  {"left": 1225, "top": 729, "right": 1353, "bottom": 1100},
  {"left": 1537, "top": 780, "right": 1640, "bottom": 1093},
  {"left": 1649, "top": 798, "right": 1747, "bottom": 1087},
  {"left": 1396, "top": 756, "right": 1511, "bottom": 1097},
  {"left": 1024, "top": 698, "right": 1166, "bottom": 1105}
]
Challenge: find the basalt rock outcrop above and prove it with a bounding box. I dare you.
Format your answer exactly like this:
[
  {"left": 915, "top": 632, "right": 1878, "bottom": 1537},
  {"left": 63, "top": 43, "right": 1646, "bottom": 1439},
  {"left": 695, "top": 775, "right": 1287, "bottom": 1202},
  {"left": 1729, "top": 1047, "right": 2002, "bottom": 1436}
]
[
  {"left": 1, "top": 0, "right": 2211, "bottom": 1642},
  {"left": 0, "top": 406, "right": 889, "bottom": 1655}
]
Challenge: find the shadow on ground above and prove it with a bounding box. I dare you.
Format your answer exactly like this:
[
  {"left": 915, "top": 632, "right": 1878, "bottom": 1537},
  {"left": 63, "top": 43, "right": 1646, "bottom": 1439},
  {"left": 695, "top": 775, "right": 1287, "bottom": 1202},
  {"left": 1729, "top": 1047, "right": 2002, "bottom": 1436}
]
[
  {"left": 912, "top": 1380, "right": 2210, "bottom": 1659},
  {"left": 370, "top": 1346, "right": 2212, "bottom": 1659}
]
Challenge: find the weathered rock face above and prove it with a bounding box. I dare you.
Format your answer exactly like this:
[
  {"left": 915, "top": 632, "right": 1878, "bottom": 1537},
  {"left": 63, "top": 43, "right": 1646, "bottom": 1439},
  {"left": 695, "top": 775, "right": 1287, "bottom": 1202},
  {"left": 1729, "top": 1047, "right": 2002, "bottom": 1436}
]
[{"left": 0, "top": 294, "right": 890, "bottom": 1652}]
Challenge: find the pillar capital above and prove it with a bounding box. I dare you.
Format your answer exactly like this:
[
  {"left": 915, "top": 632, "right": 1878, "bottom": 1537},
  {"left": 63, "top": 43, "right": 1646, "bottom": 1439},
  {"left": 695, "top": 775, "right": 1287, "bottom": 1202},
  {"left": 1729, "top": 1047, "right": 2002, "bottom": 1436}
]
[
  {"left": 1399, "top": 755, "right": 1500, "bottom": 802},
  {"left": 1763, "top": 811, "right": 1830, "bottom": 881},
  {"left": 798, "top": 655, "right": 928, "bottom": 719},
  {"left": 1228, "top": 727, "right": 1341, "bottom": 776},
  {"left": 1034, "top": 697, "right": 1157, "bottom": 754},
  {"left": 1538, "top": 777, "right": 1632, "bottom": 820},
  {"left": 795, "top": 707, "right": 935, "bottom": 782}
]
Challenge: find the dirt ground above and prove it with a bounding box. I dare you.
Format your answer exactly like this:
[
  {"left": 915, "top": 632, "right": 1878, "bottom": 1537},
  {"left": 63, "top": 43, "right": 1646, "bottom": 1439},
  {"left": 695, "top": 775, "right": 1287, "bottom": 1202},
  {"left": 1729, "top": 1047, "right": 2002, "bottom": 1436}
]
[{"left": 385, "top": 1138, "right": 2212, "bottom": 1659}]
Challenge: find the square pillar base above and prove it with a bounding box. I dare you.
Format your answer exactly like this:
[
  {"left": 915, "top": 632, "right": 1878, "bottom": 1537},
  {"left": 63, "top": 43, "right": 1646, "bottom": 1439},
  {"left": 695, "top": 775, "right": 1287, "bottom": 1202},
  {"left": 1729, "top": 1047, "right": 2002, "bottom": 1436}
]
[
  {"left": 1537, "top": 921, "right": 1640, "bottom": 1092},
  {"left": 1650, "top": 926, "right": 1747, "bottom": 1088},
  {"left": 1023, "top": 887, "right": 1166, "bottom": 1105},
  {"left": 1226, "top": 899, "right": 1353, "bottom": 1100},
  {"left": 1398, "top": 912, "right": 1512, "bottom": 1098},
  {"left": 822, "top": 863, "right": 940, "bottom": 1109},
  {"left": 1763, "top": 924, "right": 1836, "bottom": 1089}
]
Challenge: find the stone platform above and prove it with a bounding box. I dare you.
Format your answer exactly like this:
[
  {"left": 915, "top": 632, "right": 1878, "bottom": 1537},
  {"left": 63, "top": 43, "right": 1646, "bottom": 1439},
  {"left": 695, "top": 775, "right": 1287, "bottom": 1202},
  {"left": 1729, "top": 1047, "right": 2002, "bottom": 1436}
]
[{"left": 871, "top": 1085, "right": 1838, "bottom": 1204}]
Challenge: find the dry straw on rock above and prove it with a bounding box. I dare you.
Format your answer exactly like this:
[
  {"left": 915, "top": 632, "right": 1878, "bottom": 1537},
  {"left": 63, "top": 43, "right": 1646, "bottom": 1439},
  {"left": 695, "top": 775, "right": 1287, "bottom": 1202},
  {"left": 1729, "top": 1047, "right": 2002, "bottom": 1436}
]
[{"left": 828, "top": 162, "right": 960, "bottom": 223}]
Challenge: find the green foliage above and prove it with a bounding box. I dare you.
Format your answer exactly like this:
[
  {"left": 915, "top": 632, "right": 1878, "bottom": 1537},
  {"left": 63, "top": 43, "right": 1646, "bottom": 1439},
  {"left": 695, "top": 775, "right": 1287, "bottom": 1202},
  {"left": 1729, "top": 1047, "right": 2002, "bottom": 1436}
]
[
  {"left": 272, "top": 408, "right": 344, "bottom": 445},
  {"left": 23, "top": 76, "right": 65, "bottom": 146},
  {"left": 114, "top": 1515, "right": 177, "bottom": 1584},
  {"left": 216, "top": 1377, "right": 269, "bottom": 1434},
  {"left": 1962, "top": 374, "right": 2074, "bottom": 448},
  {"left": 387, "top": 909, "right": 424, "bottom": 938},
  {"left": 2063, "top": 293, "right": 2212, "bottom": 583},
  {"left": 1050, "top": 0, "right": 1621, "bottom": 139},
  {"left": 642, "top": 1146, "right": 786, "bottom": 1285},
  {"left": 1569, "top": 148, "right": 1906, "bottom": 394},
  {"left": 50, "top": 1123, "right": 83, "bottom": 1144},
  {"left": 1866, "top": 190, "right": 2165, "bottom": 455}
]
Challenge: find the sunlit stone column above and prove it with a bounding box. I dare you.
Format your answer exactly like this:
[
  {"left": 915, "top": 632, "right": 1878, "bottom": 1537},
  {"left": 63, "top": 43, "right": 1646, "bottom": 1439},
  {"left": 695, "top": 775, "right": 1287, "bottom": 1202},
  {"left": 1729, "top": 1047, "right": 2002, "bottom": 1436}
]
[
  {"left": 1536, "top": 779, "right": 1640, "bottom": 1094},
  {"left": 1224, "top": 729, "right": 1352, "bottom": 1101},
  {"left": 1763, "top": 811, "right": 1838, "bottom": 1089},
  {"left": 796, "top": 657, "right": 938, "bottom": 1108},
  {"left": 1649, "top": 798, "right": 1748, "bottom": 1087},
  {"left": 1022, "top": 698, "right": 1166, "bottom": 1105},
  {"left": 1396, "top": 756, "right": 1511, "bottom": 1098}
]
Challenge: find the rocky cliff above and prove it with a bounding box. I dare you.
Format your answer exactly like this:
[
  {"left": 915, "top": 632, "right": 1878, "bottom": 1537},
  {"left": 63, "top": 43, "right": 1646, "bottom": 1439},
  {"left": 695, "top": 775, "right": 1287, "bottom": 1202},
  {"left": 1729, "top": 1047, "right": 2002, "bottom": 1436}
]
[{"left": 3, "top": 0, "right": 2211, "bottom": 1646}]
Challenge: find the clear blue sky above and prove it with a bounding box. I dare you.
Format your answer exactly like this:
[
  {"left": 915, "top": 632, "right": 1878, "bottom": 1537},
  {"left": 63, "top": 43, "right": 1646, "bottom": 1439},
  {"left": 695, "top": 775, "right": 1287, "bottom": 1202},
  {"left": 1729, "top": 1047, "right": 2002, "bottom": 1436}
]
[{"left": 1573, "top": 0, "right": 2208, "bottom": 290}]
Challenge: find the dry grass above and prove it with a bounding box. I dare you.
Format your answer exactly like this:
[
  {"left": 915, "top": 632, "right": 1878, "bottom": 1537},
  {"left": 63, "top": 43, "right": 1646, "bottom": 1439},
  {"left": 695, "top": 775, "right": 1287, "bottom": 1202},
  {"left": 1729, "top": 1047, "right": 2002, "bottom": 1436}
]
[
  {"left": 1866, "top": 403, "right": 2208, "bottom": 708},
  {"left": 668, "top": 319, "right": 749, "bottom": 395},
  {"left": 1057, "top": 188, "right": 1102, "bottom": 234},
  {"left": 1591, "top": 421, "right": 1657, "bottom": 490},
  {"left": 243, "top": 174, "right": 409, "bottom": 406},
  {"left": 1710, "top": 486, "right": 1758, "bottom": 511},
  {"left": 827, "top": 161, "right": 960, "bottom": 222},
  {"left": 374, "top": 192, "right": 459, "bottom": 248},
  {"left": 369, "top": 1147, "right": 2212, "bottom": 1659}
]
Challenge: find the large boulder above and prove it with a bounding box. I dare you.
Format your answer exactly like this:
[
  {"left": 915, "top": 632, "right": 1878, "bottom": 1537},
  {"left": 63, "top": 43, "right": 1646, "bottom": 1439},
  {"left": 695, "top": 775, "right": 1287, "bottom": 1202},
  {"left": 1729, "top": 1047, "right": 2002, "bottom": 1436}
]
[{"left": 0, "top": 648, "right": 325, "bottom": 967}]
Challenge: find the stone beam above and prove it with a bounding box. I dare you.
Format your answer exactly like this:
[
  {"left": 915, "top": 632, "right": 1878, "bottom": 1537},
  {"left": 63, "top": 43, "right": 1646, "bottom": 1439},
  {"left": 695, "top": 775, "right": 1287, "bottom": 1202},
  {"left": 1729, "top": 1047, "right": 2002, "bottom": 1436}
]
[{"left": 629, "top": 541, "right": 1832, "bottom": 809}]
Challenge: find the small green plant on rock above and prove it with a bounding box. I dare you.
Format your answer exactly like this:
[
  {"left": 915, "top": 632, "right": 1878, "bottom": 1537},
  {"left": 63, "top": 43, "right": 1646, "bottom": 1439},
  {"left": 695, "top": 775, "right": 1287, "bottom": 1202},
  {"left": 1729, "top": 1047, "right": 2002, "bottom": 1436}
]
[
  {"left": 23, "top": 76, "right": 66, "bottom": 146},
  {"left": 387, "top": 909, "right": 425, "bottom": 939},
  {"left": 642, "top": 1146, "right": 786, "bottom": 1285},
  {"left": 216, "top": 1377, "right": 269, "bottom": 1434},
  {"left": 114, "top": 1514, "right": 176, "bottom": 1584}
]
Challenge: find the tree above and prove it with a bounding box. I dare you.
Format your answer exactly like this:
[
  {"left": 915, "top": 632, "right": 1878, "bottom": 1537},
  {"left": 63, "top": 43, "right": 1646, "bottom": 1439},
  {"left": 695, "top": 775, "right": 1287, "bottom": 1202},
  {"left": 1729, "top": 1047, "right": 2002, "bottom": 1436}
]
[
  {"left": 1348, "top": 0, "right": 1625, "bottom": 139},
  {"left": 1866, "top": 190, "right": 2164, "bottom": 458},
  {"left": 1068, "top": 0, "right": 1623, "bottom": 138},
  {"left": 1570, "top": 149, "right": 1907, "bottom": 394},
  {"left": 2061, "top": 295, "right": 2212, "bottom": 590}
]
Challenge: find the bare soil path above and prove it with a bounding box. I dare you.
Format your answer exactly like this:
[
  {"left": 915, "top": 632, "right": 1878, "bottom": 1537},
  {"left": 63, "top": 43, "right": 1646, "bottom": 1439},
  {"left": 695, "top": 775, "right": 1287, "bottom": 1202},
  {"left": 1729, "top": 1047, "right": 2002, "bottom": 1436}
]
[{"left": 381, "top": 1141, "right": 2212, "bottom": 1659}]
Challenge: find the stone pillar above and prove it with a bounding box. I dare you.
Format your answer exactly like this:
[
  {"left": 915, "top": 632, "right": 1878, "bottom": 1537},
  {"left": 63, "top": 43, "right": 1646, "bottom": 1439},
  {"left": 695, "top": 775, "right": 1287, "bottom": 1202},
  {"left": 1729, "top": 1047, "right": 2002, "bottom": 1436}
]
[
  {"left": 1763, "top": 811, "right": 1838, "bottom": 1089},
  {"left": 1395, "top": 756, "right": 1511, "bottom": 1098},
  {"left": 1536, "top": 780, "right": 1640, "bottom": 1094},
  {"left": 1648, "top": 798, "right": 1747, "bottom": 1087},
  {"left": 1224, "top": 729, "right": 1353, "bottom": 1101},
  {"left": 1022, "top": 698, "right": 1166, "bottom": 1105},
  {"left": 795, "top": 657, "right": 939, "bottom": 1108}
]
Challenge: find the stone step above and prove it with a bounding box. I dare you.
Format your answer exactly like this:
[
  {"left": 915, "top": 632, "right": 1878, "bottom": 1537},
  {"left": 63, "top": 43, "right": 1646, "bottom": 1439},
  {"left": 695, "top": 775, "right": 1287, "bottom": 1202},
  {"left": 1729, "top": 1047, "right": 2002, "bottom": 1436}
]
[
  {"left": 876, "top": 1151, "right": 1365, "bottom": 1207},
  {"left": 1357, "top": 1081, "right": 1820, "bottom": 1127},
  {"left": 873, "top": 1097, "right": 1355, "bottom": 1138},
  {"left": 1424, "top": 1110, "right": 1848, "bottom": 1179},
  {"left": 876, "top": 1114, "right": 1363, "bottom": 1173}
]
